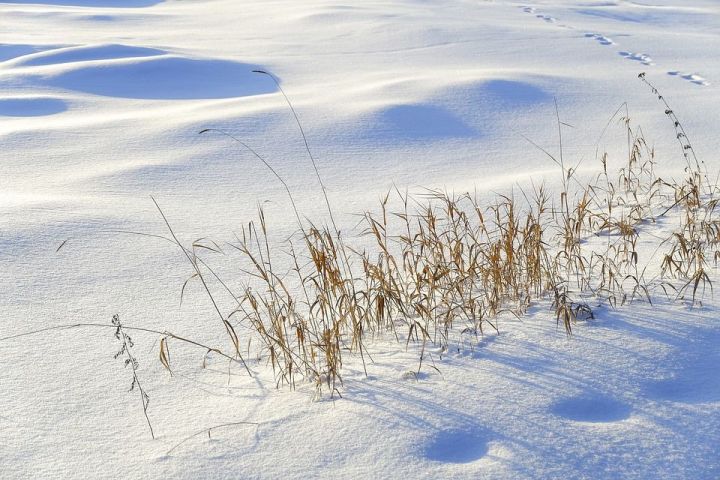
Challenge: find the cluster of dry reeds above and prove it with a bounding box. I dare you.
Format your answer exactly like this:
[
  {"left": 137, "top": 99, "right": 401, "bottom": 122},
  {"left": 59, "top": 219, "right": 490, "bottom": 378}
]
[
  {"left": 0, "top": 76, "right": 710, "bottom": 405},
  {"left": 23, "top": 74, "right": 687, "bottom": 400},
  {"left": 158, "top": 96, "right": 719, "bottom": 398}
]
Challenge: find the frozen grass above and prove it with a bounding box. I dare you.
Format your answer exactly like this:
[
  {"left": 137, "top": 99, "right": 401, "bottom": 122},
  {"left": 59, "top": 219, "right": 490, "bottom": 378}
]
[
  {"left": 3, "top": 76, "right": 719, "bottom": 437},
  {"left": 87, "top": 78, "right": 720, "bottom": 401}
]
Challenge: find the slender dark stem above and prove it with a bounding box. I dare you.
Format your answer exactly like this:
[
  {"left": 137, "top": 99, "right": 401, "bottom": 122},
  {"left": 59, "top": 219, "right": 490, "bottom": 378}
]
[
  {"left": 199, "top": 128, "right": 305, "bottom": 231},
  {"left": 165, "top": 421, "right": 260, "bottom": 456},
  {"left": 638, "top": 73, "right": 709, "bottom": 190},
  {"left": 0, "top": 322, "right": 243, "bottom": 366},
  {"left": 252, "top": 70, "right": 340, "bottom": 232},
  {"left": 554, "top": 98, "right": 565, "bottom": 179},
  {"left": 151, "top": 197, "right": 252, "bottom": 376},
  {"left": 115, "top": 317, "right": 155, "bottom": 439}
]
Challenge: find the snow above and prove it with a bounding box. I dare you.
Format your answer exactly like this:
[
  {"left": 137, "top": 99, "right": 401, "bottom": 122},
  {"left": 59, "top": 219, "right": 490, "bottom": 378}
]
[{"left": 1, "top": 0, "right": 719, "bottom": 478}]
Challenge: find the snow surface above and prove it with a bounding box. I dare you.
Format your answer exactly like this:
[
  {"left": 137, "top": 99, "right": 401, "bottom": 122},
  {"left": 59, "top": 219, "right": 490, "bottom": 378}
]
[{"left": 1, "top": 0, "right": 719, "bottom": 478}]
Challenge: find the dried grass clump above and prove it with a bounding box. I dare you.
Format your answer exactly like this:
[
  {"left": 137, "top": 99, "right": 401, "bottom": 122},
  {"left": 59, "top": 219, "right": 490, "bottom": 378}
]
[
  {"left": 160, "top": 91, "right": 718, "bottom": 397},
  {"left": 9, "top": 75, "right": 716, "bottom": 403}
]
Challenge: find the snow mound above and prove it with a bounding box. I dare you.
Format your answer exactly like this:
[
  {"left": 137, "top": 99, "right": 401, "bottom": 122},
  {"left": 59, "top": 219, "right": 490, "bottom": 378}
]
[
  {"left": 357, "top": 78, "right": 550, "bottom": 143},
  {"left": 477, "top": 79, "right": 551, "bottom": 107},
  {"left": 39, "top": 55, "right": 277, "bottom": 99},
  {"left": 365, "top": 104, "right": 476, "bottom": 141}
]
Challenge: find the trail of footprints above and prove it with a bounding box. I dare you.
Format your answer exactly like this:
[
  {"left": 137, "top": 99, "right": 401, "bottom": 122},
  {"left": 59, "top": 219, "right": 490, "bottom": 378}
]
[
  {"left": 585, "top": 32, "right": 614, "bottom": 46},
  {"left": 668, "top": 70, "right": 710, "bottom": 86},
  {"left": 518, "top": 5, "right": 710, "bottom": 86},
  {"left": 522, "top": 6, "right": 574, "bottom": 28},
  {"left": 619, "top": 50, "right": 653, "bottom": 66}
]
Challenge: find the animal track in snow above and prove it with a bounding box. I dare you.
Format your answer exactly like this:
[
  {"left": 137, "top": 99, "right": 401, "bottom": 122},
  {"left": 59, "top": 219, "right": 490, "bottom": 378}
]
[
  {"left": 423, "top": 428, "right": 490, "bottom": 463},
  {"left": 619, "top": 51, "right": 653, "bottom": 65},
  {"left": 517, "top": 6, "right": 710, "bottom": 87},
  {"left": 550, "top": 395, "right": 632, "bottom": 423},
  {"left": 519, "top": 6, "right": 575, "bottom": 28},
  {"left": 585, "top": 32, "right": 615, "bottom": 46},
  {"left": 668, "top": 70, "right": 710, "bottom": 86},
  {"left": 536, "top": 14, "right": 557, "bottom": 23}
]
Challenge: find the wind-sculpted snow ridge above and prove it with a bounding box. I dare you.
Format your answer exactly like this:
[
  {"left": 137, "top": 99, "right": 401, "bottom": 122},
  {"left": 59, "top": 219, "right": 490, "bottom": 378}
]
[
  {"left": 42, "top": 56, "right": 277, "bottom": 99},
  {"left": 1, "top": 44, "right": 277, "bottom": 100},
  {"left": 6, "top": 44, "right": 165, "bottom": 67},
  {"left": 0, "top": 43, "right": 61, "bottom": 62}
]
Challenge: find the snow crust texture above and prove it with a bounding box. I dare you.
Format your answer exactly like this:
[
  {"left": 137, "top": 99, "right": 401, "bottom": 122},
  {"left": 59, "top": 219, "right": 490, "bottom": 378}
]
[{"left": 1, "top": 0, "right": 719, "bottom": 479}]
